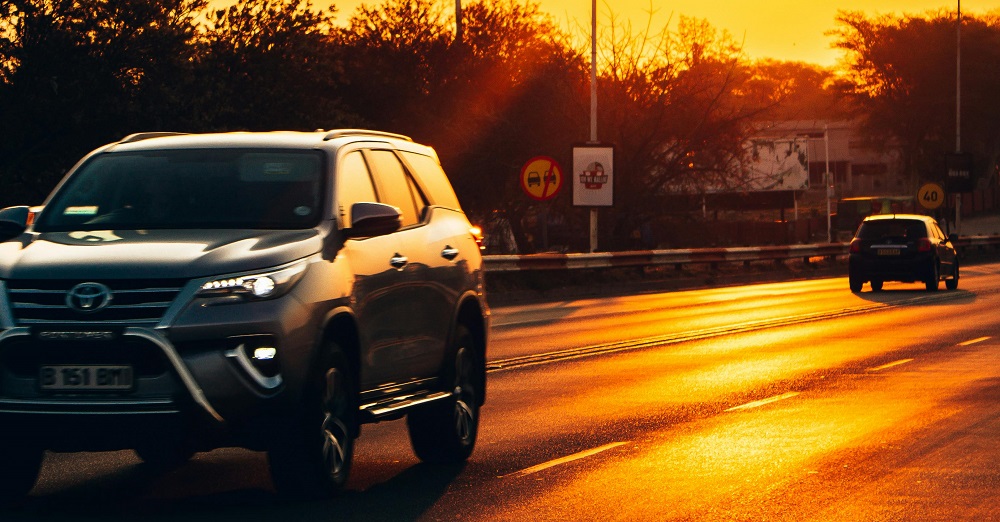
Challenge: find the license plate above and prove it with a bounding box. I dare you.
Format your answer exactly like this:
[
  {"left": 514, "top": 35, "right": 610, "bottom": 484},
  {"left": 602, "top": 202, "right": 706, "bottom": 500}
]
[
  {"left": 39, "top": 365, "right": 134, "bottom": 391},
  {"left": 877, "top": 249, "right": 901, "bottom": 256}
]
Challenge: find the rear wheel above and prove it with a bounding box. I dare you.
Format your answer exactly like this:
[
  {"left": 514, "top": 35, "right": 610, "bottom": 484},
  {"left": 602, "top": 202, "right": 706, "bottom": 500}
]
[
  {"left": 870, "top": 279, "right": 884, "bottom": 292},
  {"left": 407, "top": 325, "right": 482, "bottom": 464},
  {"left": 946, "top": 262, "right": 960, "bottom": 290},
  {"left": 849, "top": 274, "right": 864, "bottom": 293},
  {"left": 0, "top": 446, "right": 43, "bottom": 503},
  {"left": 268, "top": 342, "right": 356, "bottom": 499},
  {"left": 925, "top": 262, "right": 940, "bottom": 291}
]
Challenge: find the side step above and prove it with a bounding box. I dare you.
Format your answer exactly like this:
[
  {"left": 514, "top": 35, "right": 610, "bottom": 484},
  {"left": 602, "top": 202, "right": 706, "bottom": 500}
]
[{"left": 359, "top": 390, "right": 453, "bottom": 422}]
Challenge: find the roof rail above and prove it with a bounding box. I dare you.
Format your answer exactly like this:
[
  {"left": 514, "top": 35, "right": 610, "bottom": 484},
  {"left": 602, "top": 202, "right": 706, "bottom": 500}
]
[
  {"left": 322, "top": 129, "right": 412, "bottom": 142},
  {"left": 118, "top": 132, "right": 187, "bottom": 144}
]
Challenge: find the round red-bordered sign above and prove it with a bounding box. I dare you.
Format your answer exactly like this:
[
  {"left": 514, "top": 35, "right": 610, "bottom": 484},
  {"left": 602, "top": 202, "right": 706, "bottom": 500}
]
[{"left": 520, "top": 156, "right": 563, "bottom": 201}]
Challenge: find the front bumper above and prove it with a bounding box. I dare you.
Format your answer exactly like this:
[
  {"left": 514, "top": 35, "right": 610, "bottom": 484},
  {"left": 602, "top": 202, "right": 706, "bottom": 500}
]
[{"left": 0, "top": 291, "right": 321, "bottom": 451}]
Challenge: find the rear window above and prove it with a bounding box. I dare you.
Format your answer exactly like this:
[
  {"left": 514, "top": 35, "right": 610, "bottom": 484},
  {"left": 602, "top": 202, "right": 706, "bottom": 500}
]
[
  {"left": 398, "top": 151, "right": 461, "bottom": 210},
  {"left": 856, "top": 219, "right": 927, "bottom": 240}
]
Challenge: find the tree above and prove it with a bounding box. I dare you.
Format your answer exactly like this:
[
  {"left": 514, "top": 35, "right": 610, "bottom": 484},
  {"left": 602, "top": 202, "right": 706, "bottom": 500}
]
[
  {"left": 832, "top": 10, "right": 1000, "bottom": 190},
  {"left": 0, "top": 0, "right": 207, "bottom": 205},
  {"left": 195, "top": 0, "right": 356, "bottom": 131}
]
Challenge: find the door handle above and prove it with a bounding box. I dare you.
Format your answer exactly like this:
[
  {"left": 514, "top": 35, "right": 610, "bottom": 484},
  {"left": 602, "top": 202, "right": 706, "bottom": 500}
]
[
  {"left": 390, "top": 253, "right": 408, "bottom": 269},
  {"left": 441, "top": 245, "right": 459, "bottom": 260}
]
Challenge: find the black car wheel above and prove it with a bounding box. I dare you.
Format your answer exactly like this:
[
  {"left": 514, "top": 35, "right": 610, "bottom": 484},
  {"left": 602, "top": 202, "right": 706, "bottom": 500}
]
[
  {"left": 268, "top": 342, "right": 356, "bottom": 499},
  {"left": 870, "top": 279, "right": 884, "bottom": 292},
  {"left": 407, "top": 325, "right": 482, "bottom": 464},
  {"left": 925, "top": 261, "right": 940, "bottom": 292},
  {"left": 849, "top": 274, "right": 864, "bottom": 293},
  {"left": 0, "top": 446, "right": 43, "bottom": 502},
  {"left": 946, "top": 261, "right": 960, "bottom": 290}
]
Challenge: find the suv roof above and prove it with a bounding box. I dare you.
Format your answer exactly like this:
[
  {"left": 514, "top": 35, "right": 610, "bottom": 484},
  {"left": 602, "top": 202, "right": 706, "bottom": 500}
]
[{"left": 107, "top": 129, "right": 436, "bottom": 160}]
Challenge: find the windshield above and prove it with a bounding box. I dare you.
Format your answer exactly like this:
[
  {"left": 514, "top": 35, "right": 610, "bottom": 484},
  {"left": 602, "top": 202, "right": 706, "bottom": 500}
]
[{"left": 35, "top": 148, "right": 325, "bottom": 231}]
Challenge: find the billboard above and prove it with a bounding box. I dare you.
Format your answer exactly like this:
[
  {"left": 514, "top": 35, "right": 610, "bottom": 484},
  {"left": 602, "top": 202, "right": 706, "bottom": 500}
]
[
  {"left": 572, "top": 144, "right": 614, "bottom": 207},
  {"left": 737, "top": 138, "right": 810, "bottom": 192}
]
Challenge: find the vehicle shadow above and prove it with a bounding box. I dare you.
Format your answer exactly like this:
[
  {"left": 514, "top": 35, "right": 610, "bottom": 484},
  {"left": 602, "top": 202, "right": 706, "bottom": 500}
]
[
  {"left": 849, "top": 286, "right": 977, "bottom": 306},
  {"left": 0, "top": 454, "right": 466, "bottom": 522}
]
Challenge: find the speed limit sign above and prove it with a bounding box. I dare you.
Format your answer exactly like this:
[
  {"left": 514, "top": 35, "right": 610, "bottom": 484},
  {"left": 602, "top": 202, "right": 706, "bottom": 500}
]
[{"left": 918, "top": 182, "right": 945, "bottom": 210}]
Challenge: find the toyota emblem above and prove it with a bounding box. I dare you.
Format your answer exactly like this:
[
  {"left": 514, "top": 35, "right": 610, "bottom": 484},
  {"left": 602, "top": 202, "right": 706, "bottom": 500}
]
[{"left": 66, "top": 282, "right": 113, "bottom": 313}]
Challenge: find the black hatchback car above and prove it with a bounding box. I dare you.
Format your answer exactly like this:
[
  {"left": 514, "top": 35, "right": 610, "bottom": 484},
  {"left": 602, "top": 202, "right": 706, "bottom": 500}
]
[{"left": 848, "top": 214, "right": 958, "bottom": 292}]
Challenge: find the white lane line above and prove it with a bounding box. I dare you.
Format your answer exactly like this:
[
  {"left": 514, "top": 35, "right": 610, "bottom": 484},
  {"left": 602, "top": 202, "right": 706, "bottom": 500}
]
[
  {"left": 868, "top": 359, "right": 914, "bottom": 372},
  {"left": 725, "top": 392, "right": 800, "bottom": 412},
  {"left": 502, "top": 441, "right": 628, "bottom": 479},
  {"left": 959, "top": 336, "right": 991, "bottom": 347}
]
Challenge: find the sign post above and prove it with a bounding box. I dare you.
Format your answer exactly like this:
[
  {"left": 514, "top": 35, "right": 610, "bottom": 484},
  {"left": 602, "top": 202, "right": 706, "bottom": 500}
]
[
  {"left": 573, "top": 145, "right": 614, "bottom": 251},
  {"left": 520, "top": 156, "right": 563, "bottom": 251}
]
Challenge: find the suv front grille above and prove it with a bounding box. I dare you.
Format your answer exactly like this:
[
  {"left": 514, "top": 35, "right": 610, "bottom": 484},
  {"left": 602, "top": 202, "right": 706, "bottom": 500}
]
[{"left": 6, "top": 279, "right": 185, "bottom": 326}]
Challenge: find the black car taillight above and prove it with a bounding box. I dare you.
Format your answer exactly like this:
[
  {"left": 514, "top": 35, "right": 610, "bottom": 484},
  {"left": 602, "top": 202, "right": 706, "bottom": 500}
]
[
  {"left": 850, "top": 239, "right": 861, "bottom": 253},
  {"left": 917, "top": 238, "right": 932, "bottom": 252}
]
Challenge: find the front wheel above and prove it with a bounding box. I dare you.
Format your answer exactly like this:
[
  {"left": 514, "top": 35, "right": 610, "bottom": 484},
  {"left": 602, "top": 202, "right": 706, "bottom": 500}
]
[
  {"left": 946, "top": 262, "right": 960, "bottom": 290},
  {"left": 0, "top": 446, "right": 43, "bottom": 503},
  {"left": 268, "top": 342, "right": 356, "bottom": 499},
  {"left": 407, "top": 326, "right": 482, "bottom": 464},
  {"left": 925, "top": 262, "right": 940, "bottom": 292}
]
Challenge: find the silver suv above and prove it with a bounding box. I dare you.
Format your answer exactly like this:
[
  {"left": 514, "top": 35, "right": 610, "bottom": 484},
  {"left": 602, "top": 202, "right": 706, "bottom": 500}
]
[{"left": 0, "top": 129, "right": 489, "bottom": 499}]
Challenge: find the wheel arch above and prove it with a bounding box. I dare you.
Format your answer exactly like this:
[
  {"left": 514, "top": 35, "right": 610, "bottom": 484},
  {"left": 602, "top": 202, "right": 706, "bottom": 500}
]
[
  {"left": 318, "top": 307, "right": 362, "bottom": 408},
  {"left": 453, "top": 292, "right": 489, "bottom": 406}
]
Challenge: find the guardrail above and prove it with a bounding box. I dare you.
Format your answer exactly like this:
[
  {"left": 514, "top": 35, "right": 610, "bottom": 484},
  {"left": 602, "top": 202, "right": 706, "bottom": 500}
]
[{"left": 482, "top": 235, "right": 1000, "bottom": 272}]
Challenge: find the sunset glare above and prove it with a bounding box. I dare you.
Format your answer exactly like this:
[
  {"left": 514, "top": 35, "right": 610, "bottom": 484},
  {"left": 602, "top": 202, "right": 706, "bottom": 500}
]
[{"left": 320, "top": 0, "right": 999, "bottom": 66}]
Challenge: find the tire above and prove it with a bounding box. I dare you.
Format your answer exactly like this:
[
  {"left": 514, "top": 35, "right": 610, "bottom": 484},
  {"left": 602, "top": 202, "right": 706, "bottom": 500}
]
[
  {"left": 0, "top": 446, "right": 43, "bottom": 502},
  {"left": 925, "top": 262, "right": 940, "bottom": 291},
  {"left": 849, "top": 275, "right": 864, "bottom": 293},
  {"left": 870, "top": 279, "right": 884, "bottom": 292},
  {"left": 134, "top": 444, "right": 194, "bottom": 470},
  {"left": 946, "top": 262, "right": 959, "bottom": 290},
  {"left": 407, "top": 325, "right": 482, "bottom": 464},
  {"left": 268, "top": 342, "right": 356, "bottom": 499}
]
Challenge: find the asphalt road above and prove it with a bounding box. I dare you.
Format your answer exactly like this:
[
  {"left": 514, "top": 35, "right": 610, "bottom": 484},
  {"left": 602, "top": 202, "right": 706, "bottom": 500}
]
[{"left": 7, "top": 263, "right": 1000, "bottom": 521}]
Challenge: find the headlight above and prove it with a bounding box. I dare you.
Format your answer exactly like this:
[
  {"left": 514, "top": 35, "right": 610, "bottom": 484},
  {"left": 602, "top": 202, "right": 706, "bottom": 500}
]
[{"left": 197, "top": 259, "right": 308, "bottom": 302}]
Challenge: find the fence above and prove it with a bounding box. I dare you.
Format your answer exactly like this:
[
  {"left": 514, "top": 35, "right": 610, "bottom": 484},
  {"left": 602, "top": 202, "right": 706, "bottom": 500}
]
[{"left": 483, "top": 235, "right": 1000, "bottom": 273}]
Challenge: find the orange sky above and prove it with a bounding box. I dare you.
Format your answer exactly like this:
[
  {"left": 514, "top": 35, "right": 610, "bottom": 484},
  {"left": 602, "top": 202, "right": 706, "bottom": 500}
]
[{"left": 319, "top": 0, "right": 998, "bottom": 66}]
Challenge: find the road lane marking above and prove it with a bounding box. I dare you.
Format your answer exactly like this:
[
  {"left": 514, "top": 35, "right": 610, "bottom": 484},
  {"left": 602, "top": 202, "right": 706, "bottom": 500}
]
[
  {"left": 487, "top": 291, "right": 973, "bottom": 373},
  {"left": 958, "top": 336, "right": 991, "bottom": 346},
  {"left": 725, "top": 392, "right": 799, "bottom": 412},
  {"left": 502, "top": 441, "right": 627, "bottom": 479},
  {"left": 868, "top": 359, "right": 914, "bottom": 372}
]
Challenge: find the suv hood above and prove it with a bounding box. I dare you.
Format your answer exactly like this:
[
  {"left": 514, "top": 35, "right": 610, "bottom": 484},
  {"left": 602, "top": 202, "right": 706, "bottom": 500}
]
[{"left": 0, "top": 229, "right": 324, "bottom": 280}]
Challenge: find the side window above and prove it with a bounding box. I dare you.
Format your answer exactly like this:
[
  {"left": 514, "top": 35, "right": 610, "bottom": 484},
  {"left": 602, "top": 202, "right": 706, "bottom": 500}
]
[
  {"left": 398, "top": 151, "right": 461, "bottom": 210},
  {"left": 366, "top": 149, "right": 425, "bottom": 227},
  {"left": 336, "top": 151, "right": 377, "bottom": 228}
]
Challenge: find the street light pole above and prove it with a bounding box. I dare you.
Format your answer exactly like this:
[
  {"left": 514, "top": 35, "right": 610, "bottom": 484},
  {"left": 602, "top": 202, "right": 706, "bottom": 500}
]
[
  {"left": 589, "top": 0, "right": 599, "bottom": 252},
  {"left": 825, "top": 124, "right": 831, "bottom": 243},
  {"left": 955, "top": 0, "right": 962, "bottom": 233}
]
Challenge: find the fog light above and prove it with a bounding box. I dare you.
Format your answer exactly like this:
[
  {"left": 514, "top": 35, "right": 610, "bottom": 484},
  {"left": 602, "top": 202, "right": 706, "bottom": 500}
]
[
  {"left": 254, "top": 347, "right": 277, "bottom": 361},
  {"left": 237, "top": 338, "right": 281, "bottom": 378}
]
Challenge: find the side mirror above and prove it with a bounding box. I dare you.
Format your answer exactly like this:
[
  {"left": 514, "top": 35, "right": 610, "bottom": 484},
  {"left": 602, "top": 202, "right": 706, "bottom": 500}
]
[
  {"left": 0, "top": 206, "right": 30, "bottom": 241},
  {"left": 346, "top": 202, "right": 401, "bottom": 238}
]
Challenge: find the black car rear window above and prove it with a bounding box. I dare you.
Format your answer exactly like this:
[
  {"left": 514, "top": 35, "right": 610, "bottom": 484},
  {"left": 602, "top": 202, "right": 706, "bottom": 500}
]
[{"left": 857, "top": 219, "right": 927, "bottom": 240}]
